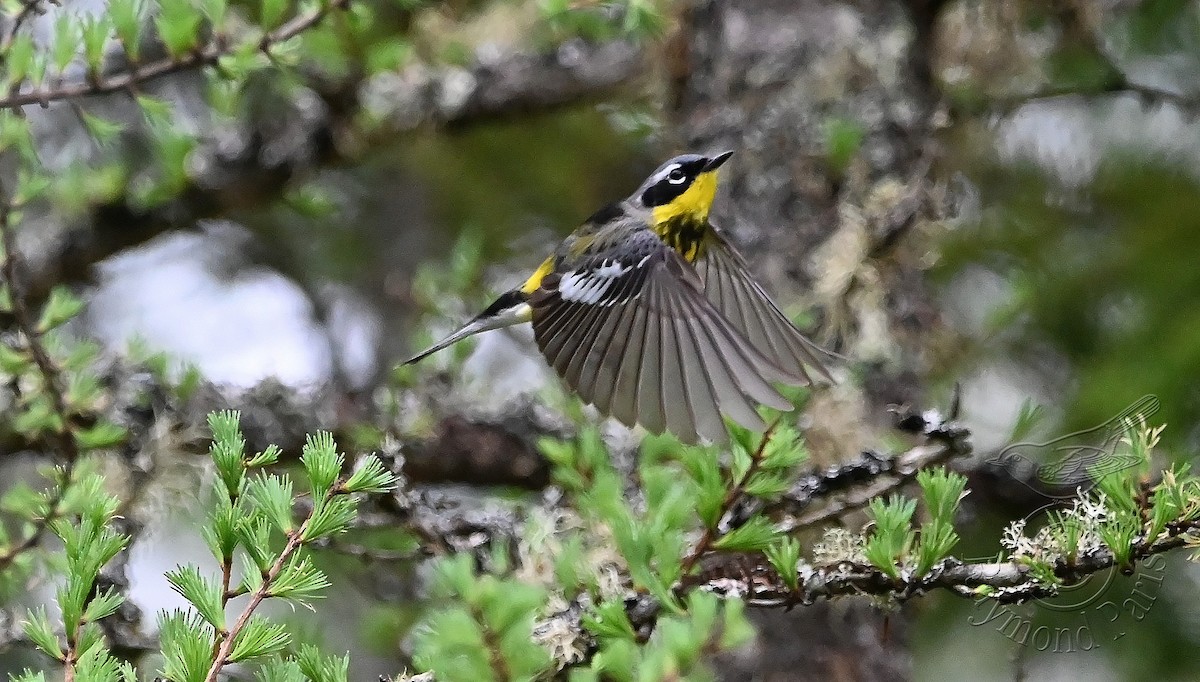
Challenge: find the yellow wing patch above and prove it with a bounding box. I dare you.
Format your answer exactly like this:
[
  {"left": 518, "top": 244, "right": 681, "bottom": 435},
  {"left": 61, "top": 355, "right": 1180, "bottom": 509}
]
[{"left": 520, "top": 256, "right": 555, "bottom": 294}]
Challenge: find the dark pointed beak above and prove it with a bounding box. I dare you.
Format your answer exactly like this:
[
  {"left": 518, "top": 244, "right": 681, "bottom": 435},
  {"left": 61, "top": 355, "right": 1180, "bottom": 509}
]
[{"left": 703, "top": 150, "right": 734, "bottom": 172}]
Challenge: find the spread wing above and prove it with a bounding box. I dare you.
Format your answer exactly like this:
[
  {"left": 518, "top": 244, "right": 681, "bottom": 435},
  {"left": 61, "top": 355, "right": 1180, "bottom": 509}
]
[
  {"left": 528, "top": 226, "right": 799, "bottom": 444},
  {"left": 694, "top": 226, "right": 834, "bottom": 384}
]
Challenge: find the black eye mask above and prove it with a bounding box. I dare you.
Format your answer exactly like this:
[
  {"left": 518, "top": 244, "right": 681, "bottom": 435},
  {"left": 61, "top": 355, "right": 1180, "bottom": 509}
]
[{"left": 639, "top": 158, "right": 708, "bottom": 207}]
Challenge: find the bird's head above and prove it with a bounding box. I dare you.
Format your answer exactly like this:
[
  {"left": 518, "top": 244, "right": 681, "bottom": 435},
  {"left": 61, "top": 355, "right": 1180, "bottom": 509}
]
[{"left": 633, "top": 151, "right": 733, "bottom": 226}]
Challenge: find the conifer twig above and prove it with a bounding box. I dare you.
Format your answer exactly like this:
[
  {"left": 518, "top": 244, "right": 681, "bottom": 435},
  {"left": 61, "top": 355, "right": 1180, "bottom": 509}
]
[
  {"left": 679, "top": 420, "right": 781, "bottom": 576},
  {"left": 0, "top": 195, "right": 81, "bottom": 570},
  {"left": 204, "top": 530, "right": 307, "bottom": 681},
  {"left": 0, "top": 200, "right": 78, "bottom": 464},
  {"left": 1, "top": 0, "right": 351, "bottom": 110},
  {"left": 203, "top": 490, "right": 329, "bottom": 682}
]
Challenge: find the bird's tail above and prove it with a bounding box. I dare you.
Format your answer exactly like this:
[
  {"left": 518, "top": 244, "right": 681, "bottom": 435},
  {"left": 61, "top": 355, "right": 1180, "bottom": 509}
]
[{"left": 402, "top": 290, "right": 532, "bottom": 365}]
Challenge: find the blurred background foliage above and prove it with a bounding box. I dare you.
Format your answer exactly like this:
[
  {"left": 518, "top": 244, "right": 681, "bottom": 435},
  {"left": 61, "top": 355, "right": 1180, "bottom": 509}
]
[
  {"left": 3, "top": 0, "right": 1200, "bottom": 679},
  {"left": 931, "top": 0, "right": 1200, "bottom": 456}
]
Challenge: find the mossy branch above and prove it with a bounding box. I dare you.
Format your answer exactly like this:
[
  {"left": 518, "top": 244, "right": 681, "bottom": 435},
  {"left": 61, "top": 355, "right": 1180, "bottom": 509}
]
[
  {"left": 541, "top": 496, "right": 1199, "bottom": 673},
  {"left": 695, "top": 520, "right": 1198, "bottom": 608}
]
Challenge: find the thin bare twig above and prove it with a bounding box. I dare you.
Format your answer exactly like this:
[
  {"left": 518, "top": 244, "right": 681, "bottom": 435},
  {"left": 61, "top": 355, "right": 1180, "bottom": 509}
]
[
  {"left": 775, "top": 441, "right": 967, "bottom": 532},
  {"left": 964, "top": 3, "right": 1200, "bottom": 117},
  {"left": 765, "top": 404, "right": 972, "bottom": 532},
  {"left": 1, "top": 0, "right": 51, "bottom": 54}
]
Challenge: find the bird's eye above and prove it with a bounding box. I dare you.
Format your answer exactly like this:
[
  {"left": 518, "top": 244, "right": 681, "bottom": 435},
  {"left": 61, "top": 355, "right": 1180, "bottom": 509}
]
[{"left": 667, "top": 168, "right": 687, "bottom": 184}]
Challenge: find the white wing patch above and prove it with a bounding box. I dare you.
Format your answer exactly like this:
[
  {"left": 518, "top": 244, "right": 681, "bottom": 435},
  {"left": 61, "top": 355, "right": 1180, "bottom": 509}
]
[
  {"left": 560, "top": 259, "right": 630, "bottom": 305},
  {"left": 595, "top": 260, "right": 628, "bottom": 278}
]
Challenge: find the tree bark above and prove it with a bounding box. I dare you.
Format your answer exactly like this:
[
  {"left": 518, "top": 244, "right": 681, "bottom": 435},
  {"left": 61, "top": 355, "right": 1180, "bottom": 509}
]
[{"left": 672, "top": 1, "right": 950, "bottom": 678}]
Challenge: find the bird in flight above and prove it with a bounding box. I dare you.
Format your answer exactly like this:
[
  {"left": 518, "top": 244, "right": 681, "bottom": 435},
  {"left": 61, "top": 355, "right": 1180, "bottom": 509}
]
[{"left": 404, "top": 151, "right": 833, "bottom": 443}]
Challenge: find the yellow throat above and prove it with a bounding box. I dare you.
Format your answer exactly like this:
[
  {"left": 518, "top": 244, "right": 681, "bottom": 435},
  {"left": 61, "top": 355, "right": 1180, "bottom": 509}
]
[
  {"left": 651, "top": 169, "right": 718, "bottom": 262},
  {"left": 651, "top": 170, "right": 719, "bottom": 226}
]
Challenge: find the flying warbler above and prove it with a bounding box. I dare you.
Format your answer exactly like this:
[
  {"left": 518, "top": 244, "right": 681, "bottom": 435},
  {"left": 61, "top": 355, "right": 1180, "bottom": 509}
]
[{"left": 404, "top": 151, "right": 833, "bottom": 443}]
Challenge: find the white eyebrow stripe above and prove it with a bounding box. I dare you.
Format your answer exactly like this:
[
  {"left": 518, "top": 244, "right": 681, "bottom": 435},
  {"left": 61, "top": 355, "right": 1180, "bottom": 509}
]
[{"left": 657, "top": 163, "right": 682, "bottom": 182}]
